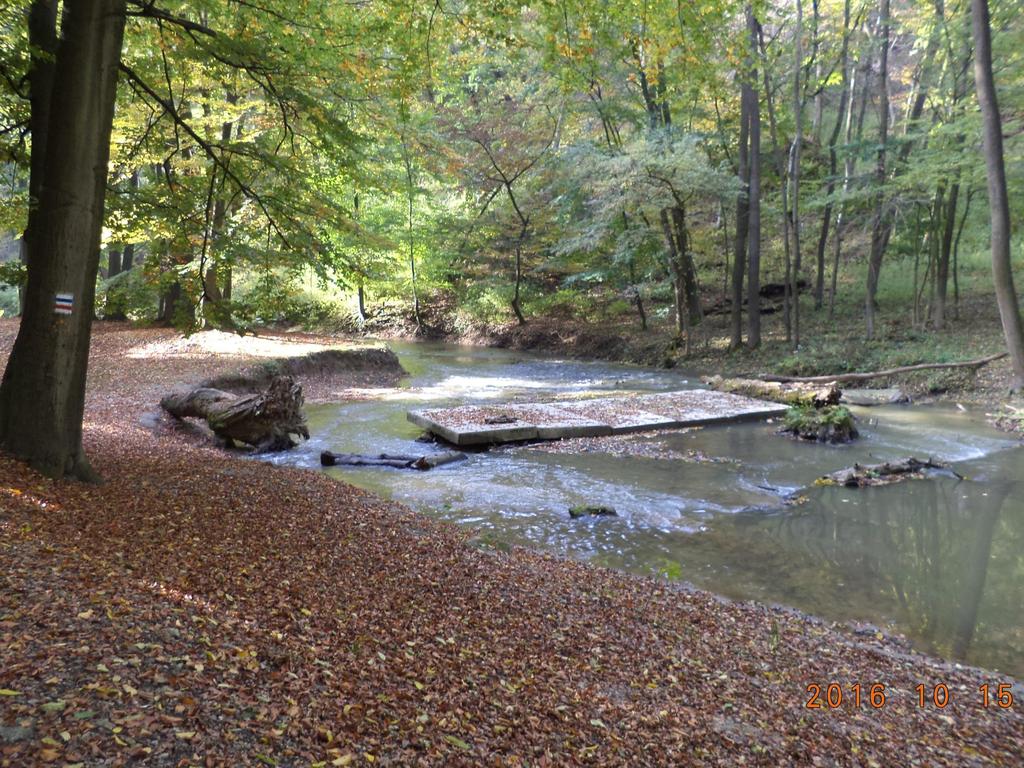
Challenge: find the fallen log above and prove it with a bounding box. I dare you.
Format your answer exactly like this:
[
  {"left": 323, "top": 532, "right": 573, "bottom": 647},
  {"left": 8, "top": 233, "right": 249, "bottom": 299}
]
[
  {"left": 816, "top": 457, "right": 962, "bottom": 488},
  {"left": 703, "top": 375, "right": 841, "bottom": 407},
  {"left": 320, "top": 450, "right": 467, "bottom": 470},
  {"left": 161, "top": 375, "right": 309, "bottom": 452},
  {"left": 569, "top": 505, "right": 618, "bottom": 519},
  {"left": 759, "top": 352, "right": 1007, "bottom": 385}
]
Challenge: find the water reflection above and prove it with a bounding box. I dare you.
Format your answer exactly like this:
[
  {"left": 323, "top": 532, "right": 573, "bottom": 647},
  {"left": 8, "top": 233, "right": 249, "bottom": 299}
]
[
  {"left": 695, "top": 478, "right": 1023, "bottom": 675},
  {"left": 271, "top": 341, "right": 1024, "bottom": 677}
]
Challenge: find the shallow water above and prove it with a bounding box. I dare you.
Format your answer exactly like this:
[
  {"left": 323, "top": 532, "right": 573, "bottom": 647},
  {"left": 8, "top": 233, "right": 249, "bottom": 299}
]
[{"left": 267, "top": 341, "right": 1024, "bottom": 678}]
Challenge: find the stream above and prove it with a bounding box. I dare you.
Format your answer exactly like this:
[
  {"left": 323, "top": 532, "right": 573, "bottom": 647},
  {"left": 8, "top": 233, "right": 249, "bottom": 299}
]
[{"left": 267, "top": 341, "right": 1024, "bottom": 678}]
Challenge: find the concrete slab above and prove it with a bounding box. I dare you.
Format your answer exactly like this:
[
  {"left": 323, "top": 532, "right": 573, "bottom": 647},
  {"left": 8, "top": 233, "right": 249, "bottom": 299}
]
[
  {"left": 408, "top": 389, "right": 788, "bottom": 446},
  {"left": 407, "top": 406, "right": 539, "bottom": 445},
  {"left": 549, "top": 398, "right": 679, "bottom": 434},
  {"left": 635, "top": 390, "right": 788, "bottom": 426}
]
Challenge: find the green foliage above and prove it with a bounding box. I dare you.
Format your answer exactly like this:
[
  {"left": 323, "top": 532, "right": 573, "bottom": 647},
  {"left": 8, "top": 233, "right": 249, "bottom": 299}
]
[
  {"left": 97, "top": 269, "right": 159, "bottom": 323},
  {"left": 232, "top": 269, "right": 346, "bottom": 330},
  {"left": 0, "top": 0, "right": 1020, "bottom": 343},
  {"left": 0, "top": 259, "right": 26, "bottom": 289}
]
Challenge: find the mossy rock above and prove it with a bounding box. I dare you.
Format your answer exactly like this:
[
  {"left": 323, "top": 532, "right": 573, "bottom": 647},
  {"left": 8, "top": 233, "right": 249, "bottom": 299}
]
[{"left": 781, "top": 404, "right": 858, "bottom": 444}]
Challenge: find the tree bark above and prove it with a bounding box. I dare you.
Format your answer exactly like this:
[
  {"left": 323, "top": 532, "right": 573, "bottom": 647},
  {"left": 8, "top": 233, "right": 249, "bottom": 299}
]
[
  {"left": 818, "top": 458, "right": 954, "bottom": 488},
  {"left": 670, "top": 204, "right": 702, "bottom": 327},
  {"left": 865, "top": 0, "right": 890, "bottom": 340},
  {"left": 762, "top": 351, "right": 1006, "bottom": 383},
  {"left": 321, "top": 450, "right": 467, "bottom": 470},
  {"left": 831, "top": 31, "right": 871, "bottom": 318},
  {"left": 659, "top": 208, "right": 692, "bottom": 352},
  {"left": 402, "top": 138, "right": 423, "bottom": 334},
  {"left": 161, "top": 376, "right": 309, "bottom": 452},
  {"left": 746, "top": 5, "right": 762, "bottom": 349},
  {"left": 970, "top": 0, "right": 1024, "bottom": 391},
  {"left": 791, "top": 0, "right": 804, "bottom": 349},
  {"left": 19, "top": 0, "right": 59, "bottom": 316},
  {"left": 121, "top": 242, "right": 135, "bottom": 271},
  {"left": 815, "top": 0, "right": 852, "bottom": 311},
  {"left": 757, "top": 28, "right": 793, "bottom": 342},
  {"left": 730, "top": 67, "right": 751, "bottom": 350},
  {"left": 0, "top": 0, "right": 127, "bottom": 480}
]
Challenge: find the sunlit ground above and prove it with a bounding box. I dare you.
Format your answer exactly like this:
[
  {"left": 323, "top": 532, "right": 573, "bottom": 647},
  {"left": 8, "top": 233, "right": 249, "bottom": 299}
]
[{"left": 124, "top": 329, "right": 357, "bottom": 360}]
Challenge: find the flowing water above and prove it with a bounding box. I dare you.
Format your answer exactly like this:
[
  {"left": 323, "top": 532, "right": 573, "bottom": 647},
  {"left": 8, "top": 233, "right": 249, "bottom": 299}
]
[{"left": 267, "top": 341, "right": 1024, "bottom": 678}]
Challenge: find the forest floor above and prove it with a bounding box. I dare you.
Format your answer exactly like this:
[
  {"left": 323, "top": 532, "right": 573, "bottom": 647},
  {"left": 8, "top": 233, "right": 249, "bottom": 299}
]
[{"left": 2, "top": 320, "right": 1023, "bottom": 766}]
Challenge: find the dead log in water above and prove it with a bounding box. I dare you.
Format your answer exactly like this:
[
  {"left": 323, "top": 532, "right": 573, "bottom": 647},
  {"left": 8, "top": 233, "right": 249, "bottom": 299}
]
[
  {"left": 816, "top": 457, "right": 961, "bottom": 488},
  {"left": 703, "top": 375, "right": 841, "bottom": 407},
  {"left": 161, "top": 375, "right": 309, "bottom": 452},
  {"left": 760, "top": 352, "right": 1007, "bottom": 384},
  {"left": 320, "top": 450, "right": 467, "bottom": 470}
]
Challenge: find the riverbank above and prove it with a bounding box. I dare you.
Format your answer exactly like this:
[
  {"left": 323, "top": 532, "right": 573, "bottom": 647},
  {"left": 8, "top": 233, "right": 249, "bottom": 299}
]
[
  {"left": 441, "top": 290, "right": 1021, "bottom": 409},
  {"left": 1, "top": 321, "right": 1022, "bottom": 766}
]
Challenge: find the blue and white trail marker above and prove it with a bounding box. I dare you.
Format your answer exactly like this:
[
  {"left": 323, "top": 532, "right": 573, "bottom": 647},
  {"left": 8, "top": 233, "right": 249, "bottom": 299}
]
[{"left": 54, "top": 293, "right": 73, "bottom": 315}]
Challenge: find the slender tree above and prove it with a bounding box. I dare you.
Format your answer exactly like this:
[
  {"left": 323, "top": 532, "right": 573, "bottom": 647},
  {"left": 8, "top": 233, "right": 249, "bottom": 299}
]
[
  {"left": 865, "top": 0, "right": 890, "bottom": 340},
  {"left": 746, "top": 4, "right": 762, "bottom": 349},
  {"left": 730, "top": 70, "right": 750, "bottom": 351},
  {"left": 970, "top": 0, "right": 1024, "bottom": 391},
  {"left": 791, "top": 0, "right": 804, "bottom": 348},
  {"left": 814, "top": 0, "right": 853, "bottom": 311}
]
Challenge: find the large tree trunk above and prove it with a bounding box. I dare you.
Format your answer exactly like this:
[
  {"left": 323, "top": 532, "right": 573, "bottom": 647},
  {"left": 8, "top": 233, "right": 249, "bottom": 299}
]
[
  {"left": 0, "top": 0, "right": 127, "bottom": 480},
  {"left": 19, "top": 0, "right": 58, "bottom": 316},
  {"left": 864, "top": 0, "right": 890, "bottom": 340},
  {"left": 161, "top": 376, "right": 310, "bottom": 452},
  {"left": 971, "top": 0, "right": 1024, "bottom": 391},
  {"left": 746, "top": 5, "right": 762, "bottom": 350}
]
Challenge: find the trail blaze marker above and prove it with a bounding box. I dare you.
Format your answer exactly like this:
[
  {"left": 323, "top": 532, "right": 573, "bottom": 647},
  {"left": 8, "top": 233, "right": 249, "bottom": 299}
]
[{"left": 54, "top": 293, "right": 73, "bottom": 315}]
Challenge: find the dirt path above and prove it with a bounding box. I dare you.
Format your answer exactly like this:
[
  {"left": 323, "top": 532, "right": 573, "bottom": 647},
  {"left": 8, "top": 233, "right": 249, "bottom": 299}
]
[{"left": 1, "top": 321, "right": 1021, "bottom": 766}]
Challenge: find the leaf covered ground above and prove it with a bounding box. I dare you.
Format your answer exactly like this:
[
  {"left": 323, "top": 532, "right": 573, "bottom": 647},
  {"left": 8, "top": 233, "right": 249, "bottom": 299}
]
[{"left": 1, "top": 321, "right": 1022, "bottom": 766}]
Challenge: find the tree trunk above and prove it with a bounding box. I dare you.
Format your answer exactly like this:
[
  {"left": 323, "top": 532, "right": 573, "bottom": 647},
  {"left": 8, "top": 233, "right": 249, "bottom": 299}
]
[
  {"left": 953, "top": 186, "right": 974, "bottom": 318},
  {"left": 758, "top": 28, "right": 793, "bottom": 342},
  {"left": 19, "top": 0, "right": 59, "bottom": 316},
  {"left": 511, "top": 238, "right": 526, "bottom": 325},
  {"left": 791, "top": 0, "right": 804, "bottom": 349},
  {"left": 200, "top": 101, "right": 237, "bottom": 329},
  {"left": 161, "top": 376, "right": 309, "bottom": 452},
  {"left": 357, "top": 282, "right": 368, "bottom": 323},
  {"left": 105, "top": 248, "right": 126, "bottom": 322},
  {"left": 659, "top": 208, "right": 692, "bottom": 352},
  {"left": 746, "top": 5, "right": 762, "bottom": 350},
  {"left": 971, "top": 0, "right": 1024, "bottom": 390},
  {"left": 730, "top": 68, "right": 751, "bottom": 350},
  {"left": 121, "top": 242, "right": 135, "bottom": 271},
  {"left": 402, "top": 141, "right": 423, "bottom": 334},
  {"left": 865, "top": 0, "right": 890, "bottom": 340},
  {"left": 933, "top": 182, "right": 957, "bottom": 331},
  {"left": 670, "top": 204, "right": 702, "bottom": 327},
  {"left": 107, "top": 249, "right": 122, "bottom": 279},
  {"left": 831, "top": 35, "right": 870, "bottom": 318},
  {"left": 0, "top": 0, "right": 127, "bottom": 480},
  {"left": 815, "top": 0, "right": 852, "bottom": 311}
]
